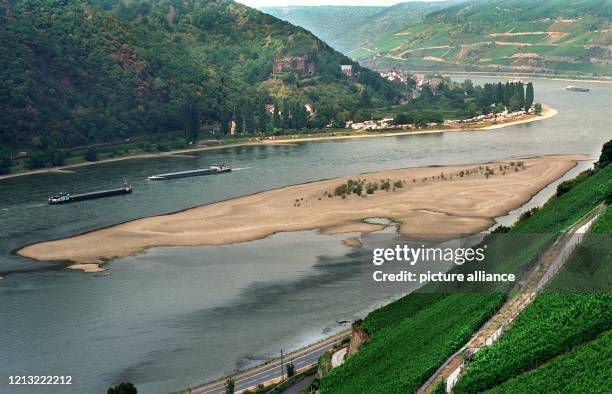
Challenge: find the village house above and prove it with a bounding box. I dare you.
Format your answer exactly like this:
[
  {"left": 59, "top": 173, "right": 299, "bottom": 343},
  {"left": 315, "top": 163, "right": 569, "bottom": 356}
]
[
  {"left": 380, "top": 70, "right": 408, "bottom": 84},
  {"left": 340, "top": 64, "right": 353, "bottom": 77}
]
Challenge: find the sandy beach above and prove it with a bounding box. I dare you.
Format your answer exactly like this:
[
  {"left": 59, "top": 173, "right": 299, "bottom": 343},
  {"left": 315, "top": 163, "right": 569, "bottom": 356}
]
[
  {"left": 0, "top": 105, "right": 556, "bottom": 181},
  {"left": 17, "top": 154, "right": 587, "bottom": 266}
]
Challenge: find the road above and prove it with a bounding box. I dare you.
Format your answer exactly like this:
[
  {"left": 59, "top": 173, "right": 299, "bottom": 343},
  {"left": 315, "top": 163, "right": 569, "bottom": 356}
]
[{"left": 190, "top": 330, "right": 349, "bottom": 394}]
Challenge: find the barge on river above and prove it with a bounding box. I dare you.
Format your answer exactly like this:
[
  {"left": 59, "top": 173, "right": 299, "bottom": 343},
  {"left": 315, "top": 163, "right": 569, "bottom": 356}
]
[
  {"left": 147, "top": 164, "right": 231, "bottom": 180},
  {"left": 48, "top": 183, "right": 132, "bottom": 204}
]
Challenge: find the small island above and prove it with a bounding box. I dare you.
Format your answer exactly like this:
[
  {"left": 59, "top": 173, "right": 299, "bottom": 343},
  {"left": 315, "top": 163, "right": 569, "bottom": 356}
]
[{"left": 18, "top": 155, "right": 587, "bottom": 271}]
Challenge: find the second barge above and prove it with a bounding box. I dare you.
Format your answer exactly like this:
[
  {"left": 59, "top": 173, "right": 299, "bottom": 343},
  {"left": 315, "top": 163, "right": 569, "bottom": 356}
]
[{"left": 147, "top": 164, "right": 231, "bottom": 180}]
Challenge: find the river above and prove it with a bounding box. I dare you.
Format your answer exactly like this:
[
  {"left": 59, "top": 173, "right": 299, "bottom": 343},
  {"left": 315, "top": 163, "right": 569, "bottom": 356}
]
[{"left": 0, "top": 78, "right": 610, "bottom": 393}]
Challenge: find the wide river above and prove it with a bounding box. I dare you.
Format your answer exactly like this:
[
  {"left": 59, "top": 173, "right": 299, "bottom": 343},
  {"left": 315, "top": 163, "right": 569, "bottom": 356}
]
[{"left": 0, "top": 78, "right": 610, "bottom": 393}]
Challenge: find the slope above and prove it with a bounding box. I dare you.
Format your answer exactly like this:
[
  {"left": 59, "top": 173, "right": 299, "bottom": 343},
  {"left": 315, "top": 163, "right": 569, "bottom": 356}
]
[
  {"left": 0, "top": 0, "right": 403, "bottom": 151},
  {"left": 261, "top": 1, "right": 460, "bottom": 54},
  {"left": 351, "top": 0, "right": 612, "bottom": 77}
]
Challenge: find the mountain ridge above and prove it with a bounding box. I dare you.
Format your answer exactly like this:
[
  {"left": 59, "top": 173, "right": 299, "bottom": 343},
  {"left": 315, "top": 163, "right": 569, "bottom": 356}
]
[{"left": 0, "top": 0, "right": 403, "bottom": 151}]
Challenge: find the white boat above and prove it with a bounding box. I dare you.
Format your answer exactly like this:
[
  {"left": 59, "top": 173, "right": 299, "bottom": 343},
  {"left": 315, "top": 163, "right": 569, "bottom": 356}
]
[{"left": 565, "top": 85, "right": 590, "bottom": 92}]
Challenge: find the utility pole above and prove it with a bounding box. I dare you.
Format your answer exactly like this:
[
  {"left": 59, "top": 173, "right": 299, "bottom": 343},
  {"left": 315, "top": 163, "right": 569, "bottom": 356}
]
[{"left": 280, "top": 349, "right": 284, "bottom": 380}]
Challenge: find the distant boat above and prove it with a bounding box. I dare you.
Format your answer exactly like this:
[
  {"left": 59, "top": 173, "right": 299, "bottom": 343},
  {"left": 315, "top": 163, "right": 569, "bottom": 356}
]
[
  {"left": 48, "top": 182, "right": 132, "bottom": 204},
  {"left": 94, "top": 272, "right": 111, "bottom": 277},
  {"left": 565, "top": 85, "right": 590, "bottom": 92},
  {"left": 147, "top": 164, "right": 231, "bottom": 180}
]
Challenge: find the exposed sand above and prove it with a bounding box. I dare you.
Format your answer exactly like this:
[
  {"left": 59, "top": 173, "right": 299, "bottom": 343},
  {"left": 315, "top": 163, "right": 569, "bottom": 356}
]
[{"left": 17, "top": 155, "right": 587, "bottom": 265}]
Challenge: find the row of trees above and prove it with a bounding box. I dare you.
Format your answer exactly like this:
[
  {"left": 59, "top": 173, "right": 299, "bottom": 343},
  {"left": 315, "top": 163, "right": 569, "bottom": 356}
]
[
  {"left": 479, "top": 81, "right": 535, "bottom": 112},
  {"left": 391, "top": 79, "right": 536, "bottom": 126}
]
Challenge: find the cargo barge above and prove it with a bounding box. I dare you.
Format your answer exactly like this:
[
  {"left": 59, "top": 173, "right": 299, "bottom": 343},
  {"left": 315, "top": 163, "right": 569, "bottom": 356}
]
[
  {"left": 147, "top": 164, "right": 231, "bottom": 180},
  {"left": 48, "top": 183, "right": 132, "bottom": 204}
]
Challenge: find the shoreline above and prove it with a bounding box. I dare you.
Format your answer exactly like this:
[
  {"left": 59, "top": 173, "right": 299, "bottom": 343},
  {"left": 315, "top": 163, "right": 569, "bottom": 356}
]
[
  {"left": 0, "top": 105, "right": 556, "bottom": 182},
  {"left": 17, "top": 154, "right": 587, "bottom": 269},
  {"left": 389, "top": 70, "right": 612, "bottom": 84}
]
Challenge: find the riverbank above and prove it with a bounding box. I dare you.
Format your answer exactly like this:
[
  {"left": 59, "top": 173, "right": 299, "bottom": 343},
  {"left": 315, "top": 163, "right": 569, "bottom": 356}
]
[
  {"left": 17, "top": 154, "right": 587, "bottom": 269},
  {"left": 0, "top": 104, "right": 556, "bottom": 181},
  {"left": 403, "top": 71, "right": 612, "bottom": 84}
]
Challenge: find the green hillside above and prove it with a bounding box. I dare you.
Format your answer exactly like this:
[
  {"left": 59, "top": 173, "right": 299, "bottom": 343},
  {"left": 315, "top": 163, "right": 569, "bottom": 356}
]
[
  {"left": 261, "top": 1, "right": 459, "bottom": 53},
  {"left": 259, "top": 6, "right": 386, "bottom": 53},
  {"left": 455, "top": 204, "right": 612, "bottom": 393},
  {"left": 349, "top": 0, "right": 612, "bottom": 77},
  {"left": 0, "top": 0, "right": 403, "bottom": 152},
  {"left": 319, "top": 144, "right": 612, "bottom": 393}
]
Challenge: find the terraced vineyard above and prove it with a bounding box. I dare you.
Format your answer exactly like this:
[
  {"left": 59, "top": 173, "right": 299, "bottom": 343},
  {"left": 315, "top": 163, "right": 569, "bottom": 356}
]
[
  {"left": 320, "top": 293, "right": 505, "bottom": 394},
  {"left": 349, "top": 0, "right": 612, "bottom": 77},
  {"left": 455, "top": 204, "right": 612, "bottom": 392},
  {"left": 488, "top": 329, "right": 612, "bottom": 393},
  {"left": 454, "top": 293, "right": 612, "bottom": 393}
]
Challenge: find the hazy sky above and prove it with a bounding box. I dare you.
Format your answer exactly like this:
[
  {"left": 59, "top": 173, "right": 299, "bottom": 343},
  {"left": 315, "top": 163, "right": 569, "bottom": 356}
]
[{"left": 237, "top": 0, "right": 408, "bottom": 7}]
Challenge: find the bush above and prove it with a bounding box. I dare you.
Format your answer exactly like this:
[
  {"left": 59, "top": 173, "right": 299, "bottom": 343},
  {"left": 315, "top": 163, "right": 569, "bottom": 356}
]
[
  {"left": 225, "top": 378, "right": 235, "bottom": 394},
  {"left": 393, "top": 113, "right": 413, "bottom": 125},
  {"left": 335, "top": 184, "right": 348, "bottom": 196},
  {"left": 156, "top": 143, "right": 170, "bottom": 152},
  {"left": 107, "top": 382, "right": 137, "bottom": 394},
  {"left": 597, "top": 139, "right": 611, "bottom": 168},
  {"left": 0, "top": 155, "right": 12, "bottom": 174},
  {"left": 286, "top": 362, "right": 295, "bottom": 377},
  {"left": 25, "top": 152, "right": 48, "bottom": 169},
  {"left": 556, "top": 179, "right": 576, "bottom": 196},
  {"left": 50, "top": 150, "right": 66, "bottom": 166},
  {"left": 432, "top": 379, "right": 446, "bottom": 394},
  {"left": 85, "top": 147, "right": 98, "bottom": 162},
  {"left": 534, "top": 103, "right": 542, "bottom": 115}
]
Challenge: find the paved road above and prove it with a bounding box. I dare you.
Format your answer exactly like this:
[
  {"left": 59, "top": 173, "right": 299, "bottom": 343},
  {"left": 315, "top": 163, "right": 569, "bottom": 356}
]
[{"left": 192, "top": 332, "right": 348, "bottom": 394}]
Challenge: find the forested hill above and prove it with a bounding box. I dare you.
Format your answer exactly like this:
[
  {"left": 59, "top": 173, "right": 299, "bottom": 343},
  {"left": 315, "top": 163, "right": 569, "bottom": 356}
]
[
  {"left": 261, "top": 1, "right": 460, "bottom": 53},
  {"left": 0, "top": 0, "right": 404, "bottom": 151},
  {"left": 349, "top": 0, "right": 612, "bottom": 77}
]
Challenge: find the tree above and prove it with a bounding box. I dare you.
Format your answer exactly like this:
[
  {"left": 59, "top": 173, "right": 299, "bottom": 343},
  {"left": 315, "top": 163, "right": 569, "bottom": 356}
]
[
  {"left": 286, "top": 362, "right": 296, "bottom": 378},
  {"left": 187, "top": 102, "right": 200, "bottom": 143},
  {"left": 25, "top": 152, "right": 48, "bottom": 169},
  {"left": 225, "top": 378, "right": 235, "bottom": 394},
  {"left": 85, "top": 147, "right": 98, "bottom": 162},
  {"left": 597, "top": 139, "right": 612, "bottom": 168},
  {"left": 50, "top": 150, "right": 66, "bottom": 166},
  {"left": 525, "top": 82, "right": 534, "bottom": 111},
  {"left": 292, "top": 102, "right": 308, "bottom": 129},
  {"left": 517, "top": 82, "right": 525, "bottom": 110},
  {"left": 393, "top": 113, "right": 412, "bottom": 125},
  {"left": 0, "top": 154, "right": 12, "bottom": 175},
  {"left": 534, "top": 103, "right": 542, "bottom": 115},
  {"left": 107, "top": 382, "right": 137, "bottom": 394},
  {"left": 281, "top": 100, "right": 291, "bottom": 129},
  {"left": 495, "top": 82, "right": 504, "bottom": 105}
]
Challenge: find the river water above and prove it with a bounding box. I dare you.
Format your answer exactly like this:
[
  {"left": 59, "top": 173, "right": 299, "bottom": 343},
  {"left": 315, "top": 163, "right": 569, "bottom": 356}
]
[{"left": 0, "top": 78, "right": 610, "bottom": 393}]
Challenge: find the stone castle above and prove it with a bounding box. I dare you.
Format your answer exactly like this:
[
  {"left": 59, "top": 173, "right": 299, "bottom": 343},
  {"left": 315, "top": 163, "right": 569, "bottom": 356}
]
[{"left": 273, "top": 55, "right": 316, "bottom": 76}]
